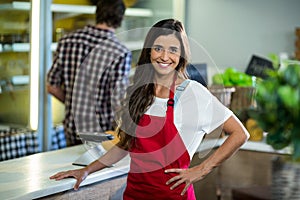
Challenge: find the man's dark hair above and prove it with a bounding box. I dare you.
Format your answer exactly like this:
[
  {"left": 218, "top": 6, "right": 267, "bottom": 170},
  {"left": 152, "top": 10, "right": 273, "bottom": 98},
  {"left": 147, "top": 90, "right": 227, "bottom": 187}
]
[{"left": 96, "top": 0, "right": 126, "bottom": 28}]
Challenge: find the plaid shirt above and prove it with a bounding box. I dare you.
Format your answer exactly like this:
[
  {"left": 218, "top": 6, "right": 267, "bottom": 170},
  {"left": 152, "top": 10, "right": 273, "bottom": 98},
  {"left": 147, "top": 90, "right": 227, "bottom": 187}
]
[{"left": 47, "top": 25, "right": 131, "bottom": 145}]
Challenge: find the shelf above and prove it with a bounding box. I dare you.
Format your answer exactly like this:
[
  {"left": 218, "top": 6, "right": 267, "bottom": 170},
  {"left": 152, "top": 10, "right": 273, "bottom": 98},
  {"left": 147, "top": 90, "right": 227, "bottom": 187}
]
[
  {"left": 0, "top": 2, "right": 30, "bottom": 11},
  {"left": 0, "top": 84, "right": 29, "bottom": 94},
  {"left": 52, "top": 4, "right": 153, "bottom": 17},
  {"left": 0, "top": 43, "right": 29, "bottom": 52},
  {"left": 51, "top": 40, "right": 144, "bottom": 52},
  {"left": 0, "top": 40, "right": 143, "bottom": 53},
  {"left": 0, "top": 2, "right": 153, "bottom": 17}
]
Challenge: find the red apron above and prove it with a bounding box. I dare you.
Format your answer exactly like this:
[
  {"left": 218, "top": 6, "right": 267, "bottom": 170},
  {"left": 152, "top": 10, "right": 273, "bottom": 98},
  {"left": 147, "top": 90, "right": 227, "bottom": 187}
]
[{"left": 123, "top": 79, "right": 196, "bottom": 200}]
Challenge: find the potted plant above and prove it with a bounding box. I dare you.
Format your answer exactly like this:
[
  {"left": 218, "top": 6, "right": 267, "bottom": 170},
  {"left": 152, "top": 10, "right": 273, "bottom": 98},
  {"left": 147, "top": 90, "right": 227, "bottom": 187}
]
[{"left": 249, "top": 60, "right": 300, "bottom": 199}]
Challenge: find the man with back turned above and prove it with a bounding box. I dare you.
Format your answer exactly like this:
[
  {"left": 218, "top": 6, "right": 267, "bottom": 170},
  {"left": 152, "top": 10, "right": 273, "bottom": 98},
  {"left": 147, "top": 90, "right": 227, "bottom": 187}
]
[{"left": 47, "top": 0, "right": 131, "bottom": 146}]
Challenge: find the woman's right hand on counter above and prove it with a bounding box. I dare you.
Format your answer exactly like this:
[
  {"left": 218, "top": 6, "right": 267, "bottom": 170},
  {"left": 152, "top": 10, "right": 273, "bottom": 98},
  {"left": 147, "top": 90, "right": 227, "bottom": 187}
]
[
  {"left": 49, "top": 168, "right": 89, "bottom": 190},
  {"left": 49, "top": 145, "right": 129, "bottom": 190}
]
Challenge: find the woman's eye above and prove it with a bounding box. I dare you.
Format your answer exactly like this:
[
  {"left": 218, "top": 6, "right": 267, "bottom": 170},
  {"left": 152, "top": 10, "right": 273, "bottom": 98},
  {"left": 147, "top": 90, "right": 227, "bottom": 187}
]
[
  {"left": 153, "top": 46, "right": 163, "bottom": 52},
  {"left": 169, "top": 47, "right": 179, "bottom": 54}
]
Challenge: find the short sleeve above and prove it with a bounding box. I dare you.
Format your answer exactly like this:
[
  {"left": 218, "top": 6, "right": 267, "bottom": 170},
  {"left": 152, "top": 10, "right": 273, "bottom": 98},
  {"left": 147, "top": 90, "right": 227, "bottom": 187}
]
[{"left": 175, "top": 80, "right": 232, "bottom": 135}]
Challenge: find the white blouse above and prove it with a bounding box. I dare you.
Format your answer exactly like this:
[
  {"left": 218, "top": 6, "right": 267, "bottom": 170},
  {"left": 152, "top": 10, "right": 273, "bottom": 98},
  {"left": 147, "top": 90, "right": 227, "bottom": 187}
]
[{"left": 145, "top": 80, "right": 233, "bottom": 160}]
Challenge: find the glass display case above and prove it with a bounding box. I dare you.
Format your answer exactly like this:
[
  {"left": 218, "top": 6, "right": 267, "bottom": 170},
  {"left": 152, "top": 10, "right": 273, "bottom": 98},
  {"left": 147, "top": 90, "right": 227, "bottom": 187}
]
[
  {"left": 0, "top": 0, "right": 40, "bottom": 161},
  {"left": 0, "top": 1, "right": 30, "bottom": 127}
]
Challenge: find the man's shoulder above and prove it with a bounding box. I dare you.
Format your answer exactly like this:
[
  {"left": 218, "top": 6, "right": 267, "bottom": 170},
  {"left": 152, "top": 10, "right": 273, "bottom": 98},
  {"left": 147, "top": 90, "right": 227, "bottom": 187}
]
[
  {"left": 113, "top": 40, "right": 131, "bottom": 54},
  {"left": 100, "top": 36, "right": 131, "bottom": 55},
  {"left": 61, "top": 25, "right": 98, "bottom": 39},
  {"left": 58, "top": 27, "right": 86, "bottom": 42}
]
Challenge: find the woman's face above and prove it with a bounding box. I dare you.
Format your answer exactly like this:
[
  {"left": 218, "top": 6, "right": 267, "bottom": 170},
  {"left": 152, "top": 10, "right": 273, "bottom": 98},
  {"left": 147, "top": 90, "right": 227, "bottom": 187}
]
[{"left": 150, "top": 34, "right": 181, "bottom": 77}]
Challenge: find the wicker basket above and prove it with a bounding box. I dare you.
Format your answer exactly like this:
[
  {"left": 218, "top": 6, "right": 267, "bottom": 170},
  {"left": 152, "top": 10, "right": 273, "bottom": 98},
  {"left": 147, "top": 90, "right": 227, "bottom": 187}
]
[
  {"left": 230, "top": 86, "right": 256, "bottom": 112},
  {"left": 209, "top": 86, "right": 236, "bottom": 108},
  {"left": 209, "top": 86, "right": 256, "bottom": 111}
]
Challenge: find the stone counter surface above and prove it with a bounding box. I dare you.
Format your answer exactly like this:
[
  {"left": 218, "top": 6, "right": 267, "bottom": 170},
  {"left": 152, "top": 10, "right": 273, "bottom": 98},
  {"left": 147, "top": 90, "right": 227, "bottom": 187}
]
[
  {"left": 0, "top": 145, "right": 130, "bottom": 200},
  {"left": 0, "top": 136, "right": 290, "bottom": 200}
]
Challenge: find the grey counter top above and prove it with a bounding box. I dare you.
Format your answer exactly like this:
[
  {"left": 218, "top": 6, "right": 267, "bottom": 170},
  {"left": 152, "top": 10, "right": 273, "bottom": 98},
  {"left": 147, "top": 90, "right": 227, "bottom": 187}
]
[
  {"left": 0, "top": 136, "right": 290, "bottom": 200},
  {"left": 0, "top": 145, "right": 130, "bottom": 200}
]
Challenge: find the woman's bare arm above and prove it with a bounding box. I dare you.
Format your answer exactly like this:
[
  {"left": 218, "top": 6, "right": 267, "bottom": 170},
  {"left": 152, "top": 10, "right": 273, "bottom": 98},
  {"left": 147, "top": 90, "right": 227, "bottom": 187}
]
[
  {"left": 165, "top": 115, "right": 249, "bottom": 195},
  {"left": 50, "top": 145, "right": 128, "bottom": 190}
]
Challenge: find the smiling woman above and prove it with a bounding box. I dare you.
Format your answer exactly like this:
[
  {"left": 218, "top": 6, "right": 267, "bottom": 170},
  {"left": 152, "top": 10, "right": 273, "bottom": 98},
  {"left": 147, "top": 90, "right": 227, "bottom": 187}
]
[{"left": 49, "top": 19, "right": 249, "bottom": 200}]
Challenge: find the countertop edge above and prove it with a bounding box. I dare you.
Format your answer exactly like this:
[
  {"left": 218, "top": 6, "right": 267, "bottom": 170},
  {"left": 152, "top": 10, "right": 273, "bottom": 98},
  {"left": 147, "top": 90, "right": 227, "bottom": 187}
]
[{"left": 197, "top": 137, "right": 292, "bottom": 155}]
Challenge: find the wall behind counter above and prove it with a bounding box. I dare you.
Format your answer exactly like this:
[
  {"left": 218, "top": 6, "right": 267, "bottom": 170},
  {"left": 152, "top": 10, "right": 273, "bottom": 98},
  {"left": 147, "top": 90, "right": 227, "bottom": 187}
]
[{"left": 186, "top": 0, "right": 300, "bottom": 74}]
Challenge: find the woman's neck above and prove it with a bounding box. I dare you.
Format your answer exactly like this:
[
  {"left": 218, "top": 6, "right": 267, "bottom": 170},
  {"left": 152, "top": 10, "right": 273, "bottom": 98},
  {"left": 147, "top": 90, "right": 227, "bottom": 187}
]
[
  {"left": 154, "top": 73, "right": 184, "bottom": 98},
  {"left": 154, "top": 72, "right": 175, "bottom": 87}
]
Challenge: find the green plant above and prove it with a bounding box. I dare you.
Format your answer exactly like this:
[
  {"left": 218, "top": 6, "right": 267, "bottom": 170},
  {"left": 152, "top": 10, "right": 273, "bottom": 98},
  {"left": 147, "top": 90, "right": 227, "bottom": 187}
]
[
  {"left": 249, "top": 61, "right": 300, "bottom": 162},
  {"left": 212, "top": 67, "right": 253, "bottom": 87}
]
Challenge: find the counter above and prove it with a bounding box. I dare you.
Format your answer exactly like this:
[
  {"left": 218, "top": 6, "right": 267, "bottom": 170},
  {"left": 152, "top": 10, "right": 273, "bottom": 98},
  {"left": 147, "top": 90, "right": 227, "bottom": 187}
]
[
  {"left": 0, "top": 145, "right": 130, "bottom": 200},
  {"left": 0, "top": 136, "right": 290, "bottom": 200}
]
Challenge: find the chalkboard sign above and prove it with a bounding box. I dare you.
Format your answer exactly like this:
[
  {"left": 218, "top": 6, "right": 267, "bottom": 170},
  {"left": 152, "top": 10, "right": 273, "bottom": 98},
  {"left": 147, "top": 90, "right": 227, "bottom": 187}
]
[{"left": 245, "top": 55, "right": 274, "bottom": 79}]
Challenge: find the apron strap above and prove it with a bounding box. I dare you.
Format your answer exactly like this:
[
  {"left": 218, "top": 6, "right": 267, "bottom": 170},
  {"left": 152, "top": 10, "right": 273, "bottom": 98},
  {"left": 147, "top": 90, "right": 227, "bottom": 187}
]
[
  {"left": 174, "top": 80, "right": 190, "bottom": 107},
  {"left": 167, "top": 75, "right": 177, "bottom": 107}
]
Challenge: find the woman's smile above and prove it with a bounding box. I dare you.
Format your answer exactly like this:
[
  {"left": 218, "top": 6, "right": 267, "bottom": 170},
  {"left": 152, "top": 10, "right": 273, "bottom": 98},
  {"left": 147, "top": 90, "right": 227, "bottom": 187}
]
[{"left": 158, "top": 62, "right": 172, "bottom": 68}]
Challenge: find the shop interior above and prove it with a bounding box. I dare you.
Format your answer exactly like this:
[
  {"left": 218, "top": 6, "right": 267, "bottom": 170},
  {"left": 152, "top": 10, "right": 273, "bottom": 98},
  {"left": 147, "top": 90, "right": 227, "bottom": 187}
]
[{"left": 0, "top": 0, "right": 300, "bottom": 199}]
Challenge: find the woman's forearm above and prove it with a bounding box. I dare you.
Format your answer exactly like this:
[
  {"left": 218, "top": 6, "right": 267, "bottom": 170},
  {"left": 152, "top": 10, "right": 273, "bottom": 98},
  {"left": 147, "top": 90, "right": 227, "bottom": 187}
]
[
  {"left": 86, "top": 145, "right": 128, "bottom": 174},
  {"left": 202, "top": 130, "right": 248, "bottom": 170},
  {"left": 191, "top": 115, "right": 249, "bottom": 181}
]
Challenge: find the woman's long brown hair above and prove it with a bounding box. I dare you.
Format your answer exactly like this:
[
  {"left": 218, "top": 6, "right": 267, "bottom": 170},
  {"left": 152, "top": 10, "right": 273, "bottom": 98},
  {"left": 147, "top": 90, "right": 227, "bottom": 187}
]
[{"left": 116, "top": 19, "right": 191, "bottom": 150}]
